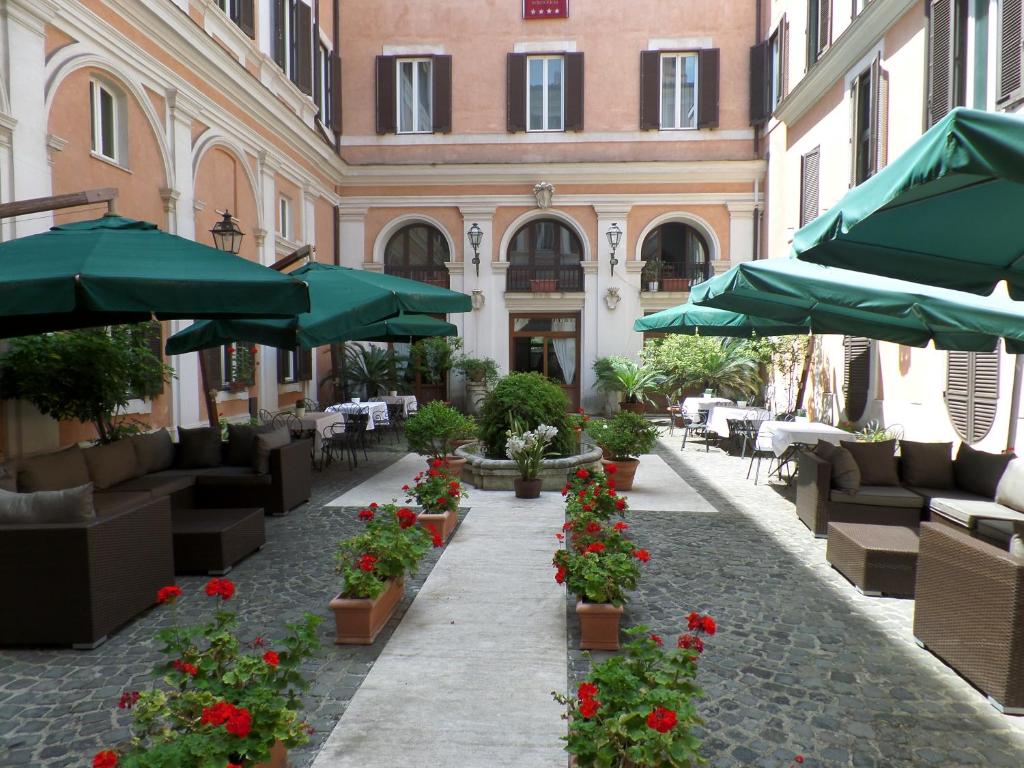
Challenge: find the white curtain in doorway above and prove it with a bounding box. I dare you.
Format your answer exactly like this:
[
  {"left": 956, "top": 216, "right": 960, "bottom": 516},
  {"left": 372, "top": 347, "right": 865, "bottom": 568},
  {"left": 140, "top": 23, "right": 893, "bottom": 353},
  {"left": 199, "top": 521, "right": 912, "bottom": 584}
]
[
  {"left": 550, "top": 318, "right": 576, "bottom": 385},
  {"left": 513, "top": 319, "right": 530, "bottom": 332}
]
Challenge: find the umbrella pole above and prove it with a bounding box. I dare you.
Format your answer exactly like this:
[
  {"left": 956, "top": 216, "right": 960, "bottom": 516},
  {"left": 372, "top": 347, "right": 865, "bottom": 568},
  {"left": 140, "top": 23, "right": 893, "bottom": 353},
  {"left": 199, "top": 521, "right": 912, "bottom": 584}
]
[
  {"left": 1007, "top": 354, "right": 1024, "bottom": 453},
  {"left": 794, "top": 336, "right": 816, "bottom": 412},
  {"left": 199, "top": 352, "right": 219, "bottom": 429}
]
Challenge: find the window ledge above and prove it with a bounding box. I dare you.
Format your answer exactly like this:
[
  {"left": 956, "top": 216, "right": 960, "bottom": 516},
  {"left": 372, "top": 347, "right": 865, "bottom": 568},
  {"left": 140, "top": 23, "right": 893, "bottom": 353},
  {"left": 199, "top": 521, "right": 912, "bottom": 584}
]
[
  {"left": 90, "top": 151, "right": 131, "bottom": 173},
  {"left": 122, "top": 398, "right": 153, "bottom": 415},
  {"left": 215, "top": 389, "right": 250, "bottom": 403},
  {"left": 279, "top": 382, "right": 303, "bottom": 393}
]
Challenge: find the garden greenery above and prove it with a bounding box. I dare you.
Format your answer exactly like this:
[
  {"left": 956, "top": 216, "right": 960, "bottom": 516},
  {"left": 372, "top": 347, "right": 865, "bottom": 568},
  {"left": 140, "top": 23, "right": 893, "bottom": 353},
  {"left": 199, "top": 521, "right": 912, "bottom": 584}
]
[
  {"left": 404, "top": 401, "right": 477, "bottom": 459},
  {"left": 585, "top": 411, "right": 661, "bottom": 461},
  {"left": 335, "top": 503, "right": 434, "bottom": 599},
  {"left": 479, "top": 372, "right": 574, "bottom": 459},
  {"left": 641, "top": 336, "right": 763, "bottom": 400}
]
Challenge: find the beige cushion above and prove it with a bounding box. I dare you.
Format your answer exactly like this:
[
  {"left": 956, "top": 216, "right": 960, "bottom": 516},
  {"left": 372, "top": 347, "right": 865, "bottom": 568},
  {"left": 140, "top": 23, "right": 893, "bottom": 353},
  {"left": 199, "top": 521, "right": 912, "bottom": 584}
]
[
  {"left": 0, "top": 483, "right": 95, "bottom": 524},
  {"left": 954, "top": 442, "right": 1014, "bottom": 499},
  {"left": 930, "top": 497, "right": 1024, "bottom": 527},
  {"left": 131, "top": 430, "right": 176, "bottom": 474},
  {"left": 841, "top": 439, "right": 900, "bottom": 486},
  {"left": 899, "top": 440, "right": 955, "bottom": 489},
  {"left": 17, "top": 446, "right": 91, "bottom": 492},
  {"left": 995, "top": 457, "right": 1024, "bottom": 513},
  {"left": 977, "top": 519, "right": 1016, "bottom": 547},
  {"left": 829, "top": 485, "right": 924, "bottom": 509},
  {"left": 1011, "top": 534, "right": 1024, "bottom": 560},
  {"left": 255, "top": 427, "right": 291, "bottom": 475},
  {"left": 83, "top": 439, "right": 141, "bottom": 490},
  {"left": 904, "top": 485, "right": 985, "bottom": 504}
]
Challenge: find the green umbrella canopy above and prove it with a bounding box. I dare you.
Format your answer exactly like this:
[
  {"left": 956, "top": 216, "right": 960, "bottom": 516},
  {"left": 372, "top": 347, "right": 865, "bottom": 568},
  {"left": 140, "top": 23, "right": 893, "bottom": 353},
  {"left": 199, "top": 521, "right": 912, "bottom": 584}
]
[
  {"left": 0, "top": 216, "right": 310, "bottom": 338},
  {"left": 166, "top": 262, "right": 470, "bottom": 354},
  {"left": 633, "top": 302, "right": 809, "bottom": 337},
  {"left": 793, "top": 108, "right": 1024, "bottom": 299},
  {"left": 344, "top": 312, "right": 457, "bottom": 342},
  {"left": 690, "top": 258, "right": 1024, "bottom": 353}
]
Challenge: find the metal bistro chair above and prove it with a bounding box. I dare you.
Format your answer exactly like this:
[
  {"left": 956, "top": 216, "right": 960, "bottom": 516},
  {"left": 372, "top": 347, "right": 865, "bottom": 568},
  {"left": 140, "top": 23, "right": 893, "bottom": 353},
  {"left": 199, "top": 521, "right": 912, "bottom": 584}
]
[
  {"left": 729, "top": 418, "right": 763, "bottom": 460},
  {"left": 320, "top": 422, "right": 346, "bottom": 469},
  {"left": 746, "top": 421, "right": 777, "bottom": 484},
  {"left": 344, "top": 412, "right": 370, "bottom": 468},
  {"left": 370, "top": 404, "right": 390, "bottom": 444},
  {"left": 680, "top": 409, "right": 708, "bottom": 450},
  {"left": 257, "top": 409, "right": 276, "bottom": 425},
  {"left": 301, "top": 398, "right": 320, "bottom": 412},
  {"left": 385, "top": 402, "right": 405, "bottom": 444}
]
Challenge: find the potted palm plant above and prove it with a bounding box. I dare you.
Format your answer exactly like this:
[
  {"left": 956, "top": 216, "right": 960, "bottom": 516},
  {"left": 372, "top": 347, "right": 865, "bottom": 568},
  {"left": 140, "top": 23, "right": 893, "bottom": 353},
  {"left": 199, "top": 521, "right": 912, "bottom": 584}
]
[
  {"left": 585, "top": 412, "right": 660, "bottom": 490},
  {"left": 505, "top": 419, "right": 559, "bottom": 498},
  {"left": 677, "top": 339, "right": 763, "bottom": 401},
  {"left": 593, "top": 357, "right": 666, "bottom": 415}
]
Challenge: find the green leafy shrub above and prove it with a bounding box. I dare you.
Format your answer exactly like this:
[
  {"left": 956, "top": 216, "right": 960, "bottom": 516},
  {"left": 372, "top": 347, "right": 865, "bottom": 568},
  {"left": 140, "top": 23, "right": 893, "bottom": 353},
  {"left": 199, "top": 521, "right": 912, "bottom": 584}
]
[
  {"left": 454, "top": 355, "right": 500, "bottom": 385},
  {"left": 409, "top": 336, "right": 462, "bottom": 384},
  {"left": 479, "top": 372, "right": 573, "bottom": 458},
  {"left": 404, "top": 401, "right": 477, "bottom": 459},
  {"left": 585, "top": 412, "right": 661, "bottom": 461},
  {"left": 592, "top": 357, "right": 666, "bottom": 405},
  {"left": 335, "top": 503, "right": 434, "bottom": 599}
]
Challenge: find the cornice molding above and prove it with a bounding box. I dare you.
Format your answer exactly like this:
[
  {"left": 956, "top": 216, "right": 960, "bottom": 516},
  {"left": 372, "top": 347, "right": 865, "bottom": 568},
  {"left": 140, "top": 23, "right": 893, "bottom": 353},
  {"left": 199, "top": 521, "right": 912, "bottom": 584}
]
[
  {"left": 592, "top": 204, "right": 633, "bottom": 218},
  {"left": 5, "top": 0, "right": 61, "bottom": 34},
  {"left": 341, "top": 192, "right": 760, "bottom": 209},
  {"left": 504, "top": 293, "right": 587, "bottom": 311}
]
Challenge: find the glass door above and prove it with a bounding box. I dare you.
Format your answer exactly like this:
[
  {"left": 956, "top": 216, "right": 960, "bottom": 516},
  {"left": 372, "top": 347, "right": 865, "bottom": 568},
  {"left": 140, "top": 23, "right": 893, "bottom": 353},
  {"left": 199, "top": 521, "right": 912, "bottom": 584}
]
[{"left": 509, "top": 313, "right": 581, "bottom": 409}]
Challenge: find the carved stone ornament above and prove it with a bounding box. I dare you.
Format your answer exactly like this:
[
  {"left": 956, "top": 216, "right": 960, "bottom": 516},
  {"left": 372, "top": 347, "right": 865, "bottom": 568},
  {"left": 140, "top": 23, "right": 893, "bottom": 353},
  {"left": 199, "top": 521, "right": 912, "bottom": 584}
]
[{"left": 533, "top": 182, "right": 555, "bottom": 209}]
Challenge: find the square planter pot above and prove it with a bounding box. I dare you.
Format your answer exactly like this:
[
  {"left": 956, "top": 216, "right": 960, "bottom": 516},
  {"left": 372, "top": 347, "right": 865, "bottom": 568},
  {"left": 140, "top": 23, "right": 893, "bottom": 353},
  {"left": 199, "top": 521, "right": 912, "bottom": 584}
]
[
  {"left": 418, "top": 508, "right": 457, "bottom": 543},
  {"left": 576, "top": 600, "right": 624, "bottom": 651},
  {"left": 250, "top": 741, "right": 289, "bottom": 768},
  {"left": 329, "top": 578, "right": 405, "bottom": 645}
]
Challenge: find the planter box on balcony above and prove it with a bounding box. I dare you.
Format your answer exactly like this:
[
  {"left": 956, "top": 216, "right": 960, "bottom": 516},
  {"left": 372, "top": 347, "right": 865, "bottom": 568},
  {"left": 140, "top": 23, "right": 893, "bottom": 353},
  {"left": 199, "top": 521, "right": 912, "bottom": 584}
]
[
  {"left": 530, "top": 279, "right": 558, "bottom": 292},
  {"left": 661, "top": 278, "right": 689, "bottom": 291}
]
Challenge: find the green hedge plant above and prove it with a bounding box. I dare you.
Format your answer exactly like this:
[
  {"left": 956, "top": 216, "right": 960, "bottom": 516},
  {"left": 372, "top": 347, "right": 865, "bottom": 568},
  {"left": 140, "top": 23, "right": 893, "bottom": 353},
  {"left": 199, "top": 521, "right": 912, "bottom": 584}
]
[
  {"left": 586, "top": 412, "right": 661, "bottom": 461},
  {"left": 479, "top": 372, "right": 573, "bottom": 459},
  {"left": 404, "top": 401, "right": 476, "bottom": 459}
]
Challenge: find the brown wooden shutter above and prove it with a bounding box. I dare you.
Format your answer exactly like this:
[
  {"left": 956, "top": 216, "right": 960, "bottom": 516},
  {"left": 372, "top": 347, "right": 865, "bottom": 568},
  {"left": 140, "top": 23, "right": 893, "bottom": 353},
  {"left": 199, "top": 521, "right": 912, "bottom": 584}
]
[
  {"left": 375, "top": 55, "right": 397, "bottom": 135},
  {"left": 819, "top": 0, "right": 833, "bottom": 55},
  {"left": 298, "top": 348, "right": 314, "bottom": 382},
  {"left": 203, "top": 347, "right": 225, "bottom": 389},
  {"left": 273, "top": 0, "right": 286, "bottom": 70},
  {"left": 640, "top": 50, "right": 661, "bottom": 129},
  {"left": 749, "top": 42, "right": 769, "bottom": 124},
  {"left": 697, "top": 48, "right": 720, "bottom": 129},
  {"left": 781, "top": 16, "right": 790, "bottom": 98},
  {"left": 238, "top": 0, "right": 255, "bottom": 38},
  {"left": 563, "top": 52, "right": 585, "bottom": 131},
  {"left": 928, "top": 0, "right": 955, "bottom": 126},
  {"left": 277, "top": 349, "right": 289, "bottom": 384},
  {"left": 800, "top": 147, "right": 820, "bottom": 227},
  {"left": 849, "top": 79, "right": 858, "bottom": 187},
  {"left": 432, "top": 54, "right": 453, "bottom": 134},
  {"left": 507, "top": 53, "right": 527, "bottom": 132},
  {"left": 331, "top": 52, "right": 343, "bottom": 133},
  {"left": 295, "top": 2, "right": 313, "bottom": 94},
  {"left": 999, "top": 0, "right": 1024, "bottom": 103},
  {"left": 871, "top": 54, "right": 889, "bottom": 173},
  {"left": 314, "top": 43, "right": 322, "bottom": 110},
  {"left": 843, "top": 336, "right": 871, "bottom": 421},
  {"left": 946, "top": 350, "right": 1001, "bottom": 443}
]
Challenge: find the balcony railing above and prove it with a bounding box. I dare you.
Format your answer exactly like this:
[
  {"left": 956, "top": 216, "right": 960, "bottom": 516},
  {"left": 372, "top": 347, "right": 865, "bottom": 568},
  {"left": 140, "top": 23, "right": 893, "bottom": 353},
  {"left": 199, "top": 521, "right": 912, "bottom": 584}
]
[
  {"left": 645, "top": 262, "right": 712, "bottom": 291},
  {"left": 506, "top": 264, "right": 584, "bottom": 292},
  {"left": 384, "top": 267, "right": 450, "bottom": 288}
]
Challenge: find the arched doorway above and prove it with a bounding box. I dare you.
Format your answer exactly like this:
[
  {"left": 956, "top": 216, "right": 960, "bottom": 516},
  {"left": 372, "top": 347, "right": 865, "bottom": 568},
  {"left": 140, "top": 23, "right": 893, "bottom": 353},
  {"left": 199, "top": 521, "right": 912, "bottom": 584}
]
[
  {"left": 383, "top": 223, "right": 451, "bottom": 287},
  {"left": 640, "top": 222, "right": 710, "bottom": 291},
  {"left": 506, "top": 218, "right": 584, "bottom": 292}
]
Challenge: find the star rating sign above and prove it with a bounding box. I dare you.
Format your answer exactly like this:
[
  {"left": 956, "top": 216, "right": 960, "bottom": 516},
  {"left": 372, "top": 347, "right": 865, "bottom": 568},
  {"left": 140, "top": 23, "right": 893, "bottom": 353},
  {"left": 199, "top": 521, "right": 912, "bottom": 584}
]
[{"left": 524, "top": 0, "right": 568, "bottom": 20}]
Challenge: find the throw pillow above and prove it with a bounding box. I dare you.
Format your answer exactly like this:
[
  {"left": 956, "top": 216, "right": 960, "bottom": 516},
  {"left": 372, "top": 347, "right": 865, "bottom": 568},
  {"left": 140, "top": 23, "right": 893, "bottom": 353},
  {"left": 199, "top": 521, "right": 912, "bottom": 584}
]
[
  {"left": 840, "top": 439, "right": 900, "bottom": 486},
  {"left": 899, "top": 440, "right": 955, "bottom": 489},
  {"left": 995, "top": 458, "right": 1024, "bottom": 513},
  {"left": 813, "top": 439, "right": 837, "bottom": 460},
  {"left": 176, "top": 427, "right": 223, "bottom": 469},
  {"left": 17, "top": 445, "right": 91, "bottom": 492},
  {"left": 954, "top": 442, "right": 1015, "bottom": 499},
  {"left": 829, "top": 446, "right": 861, "bottom": 493},
  {"left": 1010, "top": 534, "right": 1024, "bottom": 560},
  {"left": 255, "top": 427, "right": 291, "bottom": 475},
  {"left": 131, "top": 430, "right": 176, "bottom": 474},
  {"left": 0, "top": 483, "right": 95, "bottom": 524},
  {"left": 83, "top": 439, "right": 141, "bottom": 490},
  {"left": 225, "top": 423, "right": 277, "bottom": 467}
]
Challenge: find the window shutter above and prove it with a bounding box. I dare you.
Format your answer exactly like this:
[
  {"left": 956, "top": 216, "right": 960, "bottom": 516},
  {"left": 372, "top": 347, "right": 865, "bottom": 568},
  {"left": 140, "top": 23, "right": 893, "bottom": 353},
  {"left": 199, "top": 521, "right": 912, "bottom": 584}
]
[
  {"left": 375, "top": 55, "right": 397, "bottom": 135},
  {"left": 331, "top": 51, "right": 343, "bottom": 133},
  {"left": 999, "top": 0, "right": 1024, "bottom": 103},
  {"left": 849, "top": 80, "right": 858, "bottom": 187},
  {"left": 781, "top": 16, "right": 790, "bottom": 98},
  {"left": 871, "top": 54, "right": 889, "bottom": 173},
  {"left": 749, "top": 42, "right": 770, "bottom": 124},
  {"left": 640, "top": 50, "right": 661, "bottom": 129},
  {"left": 697, "top": 48, "right": 720, "bottom": 129},
  {"left": 298, "top": 348, "right": 314, "bottom": 382},
  {"left": 277, "top": 349, "right": 288, "bottom": 384},
  {"left": 564, "top": 52, "right": 585, "bottom": 131},
  {"left": 506, "top": 53, "right": 527, "bottom": 132},
  {"left": 203, "top": 347, "right": 225, "bottom": 389},
  {"left": 314, "top": 44, "right": 322, "bottom": 110},
  {"left": 928, "top": 0, "right": 955, "bottom": 126},
  {"left": 800, "top": 147, "right": 820, "bottom": 227},
  {"left": 946, "top": 350, "right": 1000, "bottom": 443},
  {"left": 238, "top": 0, "right": 255, "bottom": 38},
  {"left": 432, "top": 54, "right": 453, "bottom": 134},
  {"left": 273, "top": 0, "right": 286, "bottom": 70},
  {"left": 818, "top": 0, "right": 833, "bottom": 55},
  {"left": 295, "top": 2, "right": 313, "bottom": 94},
  {"left": 843, "top": 336, "right": 871, "bottom": 421}
]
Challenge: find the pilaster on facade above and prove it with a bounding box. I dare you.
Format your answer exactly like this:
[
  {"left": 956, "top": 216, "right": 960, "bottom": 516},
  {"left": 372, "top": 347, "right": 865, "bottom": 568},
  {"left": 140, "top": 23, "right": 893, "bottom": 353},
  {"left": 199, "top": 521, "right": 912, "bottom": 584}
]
[
  {"left": 159, "top": 187, "right": 181, "bottom": 218},
  {"left": 337, "top": 207, "right": 367, "bottom": 268},
  {"left": 45, "top": 133, "right": 68, "bottom": 166},
  {"left": 726, "top": 201, "right": 757, "bottom": 268},
  {"left": 4, "top": 0, "right": 61, "bottom": 34}
]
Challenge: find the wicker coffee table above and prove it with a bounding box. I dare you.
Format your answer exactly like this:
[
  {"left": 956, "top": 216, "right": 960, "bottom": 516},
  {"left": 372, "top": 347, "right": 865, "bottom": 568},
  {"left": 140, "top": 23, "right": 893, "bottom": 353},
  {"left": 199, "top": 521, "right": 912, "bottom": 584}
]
[
  {"left": 171, "top": 508, "right": 265, "bottom": 575},
  {"left": 826, "top": 522, "right": 920, "bottom": 597}
]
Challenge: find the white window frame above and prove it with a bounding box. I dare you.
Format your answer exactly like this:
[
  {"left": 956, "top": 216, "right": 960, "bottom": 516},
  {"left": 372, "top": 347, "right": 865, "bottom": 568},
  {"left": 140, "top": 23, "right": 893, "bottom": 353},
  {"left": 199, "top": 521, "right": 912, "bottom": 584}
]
[
  {"left": 769, "top": 30, "right": 781, "bottom": 110},
  {"left": 281, "top": 350, "right": 296, "bottom": 383},
  {"left": 216, "top": 0, "right": 238, "bottom": 16},
  {"left": 396, "top": 57, "right": 433, "bottom": 134},
  {"left": 90, "top": 80, "right": 121, "bottom": 163},
  {"left": 282, "top": 0, "right": 294, "bottom": 78},
  {"left": 317, "top": 42, "right": 332, "bottom": 126},
  {"left": 659, "top": 52, "right": 699, "bottom": 130},
  {"left": 526, "top": 55, "right": 565, "bottom": 132},
  {"left": 279, "top": 196, "right": 293, "bottom": 239}
]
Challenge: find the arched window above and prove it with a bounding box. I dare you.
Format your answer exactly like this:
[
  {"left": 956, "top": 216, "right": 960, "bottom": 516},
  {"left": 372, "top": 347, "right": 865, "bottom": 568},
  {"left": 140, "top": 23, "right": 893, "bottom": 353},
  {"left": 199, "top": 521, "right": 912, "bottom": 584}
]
[
  {"left": 640, "top": 222, "right": 710, "bottom": 290},
  {"left": 383, "top": 224, "right": 450, "bottom": 287},
  {"left": 506, "top": 218, "right": 584, "bottom": 292}
]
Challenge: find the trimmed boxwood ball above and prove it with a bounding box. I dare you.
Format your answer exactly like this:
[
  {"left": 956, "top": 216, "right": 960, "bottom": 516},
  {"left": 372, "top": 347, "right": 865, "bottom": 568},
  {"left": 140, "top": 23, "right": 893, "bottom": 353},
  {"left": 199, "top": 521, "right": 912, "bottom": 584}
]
[{"left": 479, "top": 372, "right": 574, "bottom": 459}]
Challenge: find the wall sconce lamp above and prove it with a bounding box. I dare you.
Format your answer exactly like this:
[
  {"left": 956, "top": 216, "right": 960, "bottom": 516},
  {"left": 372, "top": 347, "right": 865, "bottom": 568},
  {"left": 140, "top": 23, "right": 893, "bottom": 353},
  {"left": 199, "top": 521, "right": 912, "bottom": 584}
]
[
  {"left": 606, "top": 223, "right": 622, "bottom": 276},
  {"left": 471, "top": 290, "right": 485, "bottom": 311},
  {"left": 467, "top": 222, "right": 483, "bottom": 276}
]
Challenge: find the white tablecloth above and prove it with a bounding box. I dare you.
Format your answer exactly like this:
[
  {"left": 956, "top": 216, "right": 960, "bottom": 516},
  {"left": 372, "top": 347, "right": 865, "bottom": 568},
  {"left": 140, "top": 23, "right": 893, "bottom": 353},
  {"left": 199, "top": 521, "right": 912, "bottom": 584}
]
[
  {"left": 757, "top": 421, "right": 851, "bottom": 457},
  {"left": 681, "top": 396, "right": 735, "bottom": 417},
  {"left": 298, "top": 411, "right": 346, "bottom": 451},
  {"left": 705, "top": 406, "right": 771, "bottom": 438},
  {"left": 326, "top": 401, "right": 388, "bottom": 430},
  {"left": 370, "top": 395, "right": 418, "bottom": 416}
]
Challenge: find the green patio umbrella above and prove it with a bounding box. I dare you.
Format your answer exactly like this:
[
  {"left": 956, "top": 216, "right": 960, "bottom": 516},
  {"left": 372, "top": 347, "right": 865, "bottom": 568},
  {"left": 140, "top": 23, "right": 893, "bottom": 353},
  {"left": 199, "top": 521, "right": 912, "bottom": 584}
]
[
  {"left": 633, "top": 302, "right": 809, "bottom": 337},
  {"left": 0, "top": 216, "right": 310, "bottom": 338},
  {"left": 166, "top": 262, "right": 470, "bottom": 354},
  {"left": 343, "top": 312, "right": 457, "bottom": 342},
  {"left": 792, "top": 108, "right": 1024, "bottom": 299},
  {"left": 689, "top": 258, "right": 1024, "bottom": 353}
]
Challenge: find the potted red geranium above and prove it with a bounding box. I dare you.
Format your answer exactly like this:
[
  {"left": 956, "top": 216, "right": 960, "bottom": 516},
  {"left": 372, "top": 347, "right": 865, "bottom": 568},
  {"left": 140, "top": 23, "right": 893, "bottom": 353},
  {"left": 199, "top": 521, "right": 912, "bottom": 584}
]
[{"left": 404, "top": 461, "right": 466, "bottom": 543}]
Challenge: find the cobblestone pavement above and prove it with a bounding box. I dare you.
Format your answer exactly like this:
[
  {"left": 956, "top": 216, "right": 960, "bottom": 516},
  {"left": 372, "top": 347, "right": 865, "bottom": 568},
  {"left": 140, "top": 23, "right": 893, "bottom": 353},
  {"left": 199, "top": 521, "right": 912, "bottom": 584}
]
[
  {"left": 568, "top": 434, "right": 1024, "bottom": 768},
  {"left": 0, "top": 446, "right": 459, "bottom": 768}
]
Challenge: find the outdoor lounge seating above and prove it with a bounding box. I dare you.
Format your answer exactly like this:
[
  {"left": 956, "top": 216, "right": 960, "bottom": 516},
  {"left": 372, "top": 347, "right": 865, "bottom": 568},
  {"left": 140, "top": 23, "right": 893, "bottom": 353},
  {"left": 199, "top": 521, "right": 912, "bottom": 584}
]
[
  {"left": 171, "top": 507, "right": 266, "bottom": 575},
  {"left": 826, "top": 522, "right": 919, "bottom": 597}
]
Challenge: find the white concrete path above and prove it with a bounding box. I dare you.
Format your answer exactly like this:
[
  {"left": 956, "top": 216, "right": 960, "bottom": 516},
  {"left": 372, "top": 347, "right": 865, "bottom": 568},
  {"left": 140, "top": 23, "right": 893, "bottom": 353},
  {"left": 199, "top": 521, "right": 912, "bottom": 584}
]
[
  {"left": 325, "top": 453, "right": 427, "bottom": 507},
  {"left": 312, "top": 462, "right": 567, "bottom": 768},
  {"left": 620, "top": 454, "right": 715, "bottom": 512}
]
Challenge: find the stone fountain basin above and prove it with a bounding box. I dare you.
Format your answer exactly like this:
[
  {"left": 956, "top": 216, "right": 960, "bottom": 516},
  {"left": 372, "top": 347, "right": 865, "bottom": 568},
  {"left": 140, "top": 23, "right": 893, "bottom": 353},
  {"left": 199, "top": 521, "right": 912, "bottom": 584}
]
[{"left": 454, "top": 441, "right": 604, "bottom": 491}]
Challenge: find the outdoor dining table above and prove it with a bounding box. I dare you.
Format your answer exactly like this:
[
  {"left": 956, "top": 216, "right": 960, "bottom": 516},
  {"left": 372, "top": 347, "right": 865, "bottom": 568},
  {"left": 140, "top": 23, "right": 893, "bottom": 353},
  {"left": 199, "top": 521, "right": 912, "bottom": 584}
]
[
  {"left": 326, "top": 400, "right": 388, "bottom": 429},
  {"left": 705, "top": 406, "right": 771, "bottom": 438},
  {"left": 755, "top": 420, "right": 851, "bottom": 484},
  {"left": 681, "top": 396, "right": 735, "bottom": 417},
  {"left": 298, "top": 411, "right": 347, "bottom": 453},
  {"left": 370, "top": 394, "right": 418, "bottom": 416}
]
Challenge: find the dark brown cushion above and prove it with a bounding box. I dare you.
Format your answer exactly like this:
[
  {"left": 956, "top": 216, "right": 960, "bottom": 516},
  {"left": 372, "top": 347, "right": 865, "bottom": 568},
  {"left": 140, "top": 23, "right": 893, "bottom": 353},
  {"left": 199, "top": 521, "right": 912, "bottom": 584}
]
[
  {"left": 0, "top": 482, "right": 95, "bottom": 523},
  {"left": 840, "top": 439, "right": 900, "bottom": 487},
  {"left": 92, "top": 491, "right": 153, "bottom": 518},
  {"left": 954, "top": 442, "right": 1015, "bottom": 499},
  {"left": 83, "top": 439, "right": 141, "bottom": 490},
  {"left": 225, "top": 423, "right": 276, "bottom": 467},
  {"left": 899, "top": 440, "right": 955, "bottom": 489},
  {"left": 131, "top": 430, "right": 176, "bottom": 474},
  {"left": 255, "top": 427, "right": 291, "bottom": 475},
  {"left": 176, "top": 427, "right": 223, "bottom": 469},
  {"left": 17, "top": 446, "right": 91, "bottom": 492},
  {"left": 0, "top": 464, "right": 17, "bottom": 492},
  {"left": 814, "top": 440, "right": 861, "bottom": 492}
]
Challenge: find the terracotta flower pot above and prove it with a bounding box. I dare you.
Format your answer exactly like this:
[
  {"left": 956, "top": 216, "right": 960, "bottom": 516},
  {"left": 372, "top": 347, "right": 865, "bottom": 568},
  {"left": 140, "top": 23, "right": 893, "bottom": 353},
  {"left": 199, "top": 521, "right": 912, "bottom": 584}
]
[
  {"left": 250, "top": 741, "right": 288, "bottom": 768},
  {"left": 329, "top": 578, "right": 404, "bottom": 645},
  {"left": 514, "top": 477, "right": 542, "bottom": 498},
  {"left": 602, "top": 458, "right": 639, "bottom": 490},
  {"left": 417, "top": 508, "right": 457, "bottom": 543},
  {"left": 576, "top": 600, "right": 624, "bottom": 651},
  {"left": 429, "top": 456, "right": 467, "bottom": 478},
  {"left": 619, "top": 401, "right": 646, "bottom": 415}
]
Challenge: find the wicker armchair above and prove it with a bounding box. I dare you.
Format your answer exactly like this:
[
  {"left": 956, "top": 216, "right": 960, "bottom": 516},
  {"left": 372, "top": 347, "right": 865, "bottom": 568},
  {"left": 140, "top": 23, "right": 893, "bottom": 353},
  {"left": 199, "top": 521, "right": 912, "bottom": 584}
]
[
  {"left": 913, "top": 522, "right": 1024, "bottom": 714},
  {"left": 195, "top": 439, "right": 313, "bottom": 516}
]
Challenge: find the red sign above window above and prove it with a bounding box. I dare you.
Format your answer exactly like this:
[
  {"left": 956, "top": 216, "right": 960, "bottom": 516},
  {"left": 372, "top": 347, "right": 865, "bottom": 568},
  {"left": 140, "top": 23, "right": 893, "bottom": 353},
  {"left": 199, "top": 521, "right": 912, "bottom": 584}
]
[{"left": 524, "top": 0, "right": 569, "bottom": 20}]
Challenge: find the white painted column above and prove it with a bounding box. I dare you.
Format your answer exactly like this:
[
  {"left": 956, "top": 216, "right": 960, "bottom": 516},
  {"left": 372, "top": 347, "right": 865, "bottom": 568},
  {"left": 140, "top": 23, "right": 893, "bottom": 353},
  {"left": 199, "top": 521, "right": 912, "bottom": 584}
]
[
  {"left": 338, "top": 206, "right": 367, "bottom": 268},
  {"left": 459, "top": 207, "right": 499, "bottom": 372},
  {"left": 257, "top": 152, "right": 280, "bottom": 411},
  {"left": 727, "top": 202, "right": 757, "bottom": 270}
]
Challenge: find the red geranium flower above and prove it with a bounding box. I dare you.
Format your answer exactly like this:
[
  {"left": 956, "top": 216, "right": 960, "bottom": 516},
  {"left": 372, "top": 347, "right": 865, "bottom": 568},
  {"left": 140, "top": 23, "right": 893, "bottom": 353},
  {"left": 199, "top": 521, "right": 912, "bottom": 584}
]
[
  {"left": 554, "top": 566, "right": 566, "bottom": 584},
  {"left": 613, "top": 521, "right": 629, "bottom": 531},
  {"left": 172, "top": 659, "right": 198, "bottom": 677},
  {"left": 614, "top": 498, "right": 627, "bottom": 511},
  {"left": 228, "top": 764, "right": 243, "bottom": 768},
  {"left": 650, "top": 634, "right": 663, "bottom": 646},
  {"left": 585, "top": 542, "right": 605, "bottom": 554},
  {"left": 436, "top": 497, "right": 447, "bottom": 505},
  {"left": 431, "top": 459, "right": 443, "bottom": 468},
  {"left": 701, "top": 615, "right": 717, "bottom": 635},
  {"left": 577, "top": 682, "right": 598, "bottom": 699},
  {"left": 604, "top": 463, "right": 617, "bottom": 475},
  {"left": 677, "top": 633, "right": 704, "bottom": 653},
  {"left": 555, "top": 533, "right": 565, "bottom": 541},
  {"left": 263, "top": 651, "right": 280, "bottom": 667},
  {"left": 225, "top": 707, "right": 252, "bottom": 738},
  {"left": 117, "top": 691, "right": 140, "bottom": 709},
  {"left": 201, "top": 701, "right": 235, "bottom": 726},
  {"left": 358, "top": 508, "right": 375, "bottom": 521},
  {"left": 425, "top": 523, "right": 443, "bottom": 548},
  {"left": 585, "top": 521, "right": 601, "bottom": 534},
  {"left": 632, "top": 548, "right": 651, "bottom": 562},
  {"left": 369, "top": 502, "right": 379, "bottom": 509},
  {"left": 795, "top": 757, "right": 805, "bottom": 765},
  {"left": 582, "top": 504, "right": 594, "bottom": 513},
  {"left": 646, "top": 707, "right": 677, "bottom": 733},
  {"left": 579, "top": 698, "right": 600, "bottom": 718},
  {"left": 357, "top": 554, "right": 377, "bottom": 572},
  {"left": 562, "top": 521, "right": 573, "bottom": 531},
  {"left": 396, "top": 508, "right": 417, "bottom": 529},
  {"left": 156, "top": 585, "right": 182, "bottom": 604},
  {"left": 687, "top": 611, "right": 701, "bottom": 630},
  {"left": 561, "top": 485, "right": 570, "bottom": 496},
  {"left": 204, "top": 578, "right": 235, "bottom": 600},
  {"left": 93, "top": 750, "right": 118, "bottom": 768},
  {"left": 402, "top": 484, "right": 410, "bottom": 491},
  {"left": 576, "top": 468, "right": 589, "bottom": 479}
]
